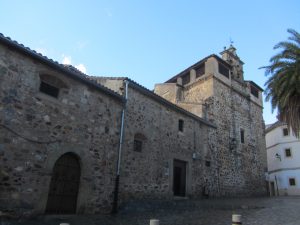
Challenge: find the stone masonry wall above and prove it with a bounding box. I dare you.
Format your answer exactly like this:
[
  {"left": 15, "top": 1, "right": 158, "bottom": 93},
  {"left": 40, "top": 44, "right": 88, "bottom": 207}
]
[
  {"left": 119, "top": 85, "right": 218, "bottom": 202},
  {"left": 154, "top": 75, "right": 214, "bottom": 119},
  {"left": 180, "top": 73, "right": 266, "bottom": 196},
  {"left": 0, "top": 43, "right": 123, "bottom": 216},
  {"left": 0, "top": 36, "right": 267, "bottom": 218},
  {"left": 152, "top": 53, "right": 267, "bottom": 197},
  {"left": 214, "top": 78, "right": 262, "bottom": 195},
  {"left": 94, "top": 79, "right": 219, "bottom": 202}
]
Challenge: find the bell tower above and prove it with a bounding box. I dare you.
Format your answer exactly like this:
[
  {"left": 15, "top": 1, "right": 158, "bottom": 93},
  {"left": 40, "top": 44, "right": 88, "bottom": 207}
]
[{"left": 220, "top": 45, "right": 244, "bottom": 81}]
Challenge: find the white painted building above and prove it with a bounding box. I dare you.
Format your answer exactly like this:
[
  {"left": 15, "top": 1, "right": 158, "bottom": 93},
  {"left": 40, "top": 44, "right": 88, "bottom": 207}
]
[{"left": 266, "top": 121, "right": 300, "bottom": 196}]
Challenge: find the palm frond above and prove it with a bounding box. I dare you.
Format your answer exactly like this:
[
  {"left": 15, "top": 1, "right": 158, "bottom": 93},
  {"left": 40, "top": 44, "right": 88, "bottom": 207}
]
[
  {"left": 287, "top": 29, "right": 300, "bottom": 44},
  {"left": 261, "top": 28, "right": 300, "bottom": 137}
]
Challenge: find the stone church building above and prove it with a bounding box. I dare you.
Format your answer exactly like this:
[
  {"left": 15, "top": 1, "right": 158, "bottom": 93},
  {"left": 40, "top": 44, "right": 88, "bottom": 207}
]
[{"left": 0, "top": 33, "right": 267, "bottom": 217}]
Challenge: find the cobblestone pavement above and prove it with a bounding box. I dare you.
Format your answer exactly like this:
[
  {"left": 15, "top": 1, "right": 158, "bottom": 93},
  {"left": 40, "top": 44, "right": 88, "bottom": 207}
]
[{"left": 1, "top": 197, "right": 300, "bottom": 225}]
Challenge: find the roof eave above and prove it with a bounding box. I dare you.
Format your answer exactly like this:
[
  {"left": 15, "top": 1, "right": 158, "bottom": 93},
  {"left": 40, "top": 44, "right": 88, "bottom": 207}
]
[
  {"left": 246, "top": 80, "right": 264, "bottom": 92},
  {"left": 0, "top": 34, "right": 125, "bottom": 103},
  {"left": 165, "top": 54, "right": 232, "bottom": 83},
  {"left": 265, "top": 121, "right": 286, "bottom": 133}
]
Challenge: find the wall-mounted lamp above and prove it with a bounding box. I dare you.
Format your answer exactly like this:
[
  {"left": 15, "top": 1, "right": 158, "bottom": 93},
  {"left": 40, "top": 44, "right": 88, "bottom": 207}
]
[
  {"left": 275, "top": 153, "right": 281, "bottom": 161},
  {"left": 192, "top": 152, "right": 201, "bottom": 160}
]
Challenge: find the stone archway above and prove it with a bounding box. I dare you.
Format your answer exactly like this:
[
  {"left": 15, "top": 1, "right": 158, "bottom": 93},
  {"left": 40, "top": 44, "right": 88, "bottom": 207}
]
[{"left": 45, "top": 153, "right": 81, "bottom": 214}]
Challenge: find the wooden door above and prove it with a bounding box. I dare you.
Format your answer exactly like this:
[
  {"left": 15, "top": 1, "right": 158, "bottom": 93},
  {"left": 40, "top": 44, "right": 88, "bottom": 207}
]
[
  {"left": 173, "top": 159, "right": 186, "bottom": 197},
  {"left": 45, "top": 153, "right": 81, "bottom": 214}
]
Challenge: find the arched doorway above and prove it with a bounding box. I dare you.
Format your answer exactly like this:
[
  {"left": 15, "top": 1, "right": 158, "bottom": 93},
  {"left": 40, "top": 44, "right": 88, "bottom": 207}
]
[{"left": 45, "top": 153, "right": 81, "bottom": 214}]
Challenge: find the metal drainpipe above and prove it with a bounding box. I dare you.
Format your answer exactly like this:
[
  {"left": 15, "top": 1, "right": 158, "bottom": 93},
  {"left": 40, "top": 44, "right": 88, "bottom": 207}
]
[{"left": 112, "top": 80, "right": 128, "bottom": 214}]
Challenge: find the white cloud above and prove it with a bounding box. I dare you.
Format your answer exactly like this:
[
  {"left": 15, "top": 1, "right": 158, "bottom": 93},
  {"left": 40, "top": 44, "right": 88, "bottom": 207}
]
[
  {"left": 35, "top": 48, "right": 47, "bottom": 55},
  {"left": 61, "top": 54, "right": 87, "bottom": 74},
  {"left": 75, "top": 64, "right": 87, "bottom": 74},
  {"left": 62, "top": 55, "right": 72, "bottom": 64}
]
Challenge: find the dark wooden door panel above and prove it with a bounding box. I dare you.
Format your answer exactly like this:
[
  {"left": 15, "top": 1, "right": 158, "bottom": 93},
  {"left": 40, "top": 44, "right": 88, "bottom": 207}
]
[
  {"left": 173, "top": 159, "right": 186, "bottom": 197},
  {"left": 46, "top": 153, "right": 80, "bottom": 214}
]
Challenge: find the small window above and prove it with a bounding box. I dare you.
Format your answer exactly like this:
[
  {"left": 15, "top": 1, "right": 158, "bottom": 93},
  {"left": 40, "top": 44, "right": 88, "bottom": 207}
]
[
  {"left": 250, "top": 85, "right": 259, "bottom": 98},
  {"left": 133, "top": 140, "right": 143, "bottom": 152},
  {"left": 240, "top": 129, "right": 245, "bottom": 143},
  {"left": 196, "top": 64, "right": 205, "bottom": 78},
  {"left": 205, "top": 161, "right": 211, "bottom": 167},
  {"left": 133, "top": 133, "right": 146, "bottom": 152},
  {"left": 39, "top": 81, "right": 59, "bottom": 98},
  {"left": 178, "top": 119, "right": 184, "bottom": 132},
  {"left": 39, "top": 74, "right": 67, "bottom": 98},
  {"left": 283, "top": 128, "right": 289, "bottom": 136},
  {"left": 289, "top": 178, "right": 296, "bottom": 186},
  {"left": 181, "top": 73, "right": 190, "bottom": 85},
  {"left": 285, "top": 148, "right": 292, "bottom": 157},
  {"left": 218, "top": 63, "right": 229, "bottom": 78}
]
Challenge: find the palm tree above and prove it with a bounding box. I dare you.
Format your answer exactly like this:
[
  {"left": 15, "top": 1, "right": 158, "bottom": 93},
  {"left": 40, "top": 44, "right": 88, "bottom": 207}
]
[{"left": 261, "top": 29, "right": 300, "bottom": 137}]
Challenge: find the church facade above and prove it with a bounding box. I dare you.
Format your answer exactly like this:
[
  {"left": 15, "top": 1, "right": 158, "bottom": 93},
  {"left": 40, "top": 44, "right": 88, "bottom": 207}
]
[
  {"left": 0, "top": 34, "right": 266, "bottom": 217},
  {"left": 154, "top": 46, "right": 266, "bottom": 196}
]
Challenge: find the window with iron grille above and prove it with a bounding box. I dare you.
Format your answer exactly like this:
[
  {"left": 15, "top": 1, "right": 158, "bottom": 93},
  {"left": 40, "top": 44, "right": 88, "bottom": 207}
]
[
  {"left": 285, "top": 148, "right": 292, "bottom": 157},
  {"left": 283, "top": 128, "right": 289, "bottom": 136},
  {"left": 289, "top": 178, "right": 296, "bottom": 186},
  {"left": 39, "top": 74, "right": 68, "bottom": 98},
  {"left": 40, "top": 81, "right": 59, "bottom": 98}
]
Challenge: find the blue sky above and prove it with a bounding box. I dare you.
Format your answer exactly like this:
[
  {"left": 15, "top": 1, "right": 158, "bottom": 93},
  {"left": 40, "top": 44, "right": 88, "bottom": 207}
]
[{"left": 1, "top": 0, "right": 299, "bottom": 124}]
